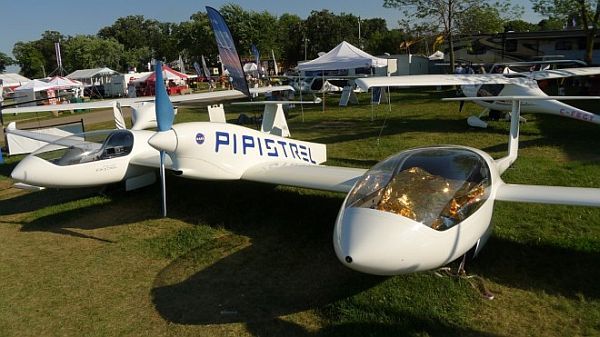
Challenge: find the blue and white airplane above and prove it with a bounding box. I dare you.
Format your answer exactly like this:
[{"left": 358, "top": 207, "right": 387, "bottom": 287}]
[{"left": 8, "top": 7, "right": 600, "bottom": 276}]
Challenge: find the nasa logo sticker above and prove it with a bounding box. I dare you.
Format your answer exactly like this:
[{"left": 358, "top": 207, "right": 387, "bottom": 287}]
[{"left": 195, "top": 133, "right": 205, "bottom": 145}]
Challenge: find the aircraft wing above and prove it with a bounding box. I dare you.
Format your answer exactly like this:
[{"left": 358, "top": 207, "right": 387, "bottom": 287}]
[
  {"left": 5, "top": 123, "right": 100, "bottom": 150},
  {"left": 530, "top": 67, "right": 600, "bottom": 80},
  {"left": 355, "top": 74, "right": 512, "bottom": 90},
  {"left": 248, "top": 85, "right": 294, "bottom": 94},
  {"left": 496, "top": 183, "right": 600, "bottom": 207},
  {"left": 1, "top": 90, "right": 247, "bottom": 114},
  {"left": 241, "top": 162, "right": 367, "bottom": 193}
]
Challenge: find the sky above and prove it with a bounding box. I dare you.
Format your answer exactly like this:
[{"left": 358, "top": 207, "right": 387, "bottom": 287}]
[{"left": 1, "top": 0, "right": 544, "bottom": 73}]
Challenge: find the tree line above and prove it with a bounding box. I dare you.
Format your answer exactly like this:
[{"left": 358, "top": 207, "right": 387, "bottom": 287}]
[{"left": 0, "top": 1, "right": 596, "bottom": 77}]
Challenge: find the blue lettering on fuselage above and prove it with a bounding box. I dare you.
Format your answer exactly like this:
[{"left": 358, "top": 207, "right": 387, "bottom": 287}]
[{"left": 214, "top": 131, "right": 316, "bottom": 163}]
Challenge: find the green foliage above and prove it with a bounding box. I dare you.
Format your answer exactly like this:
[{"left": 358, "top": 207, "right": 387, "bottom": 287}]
[
  {"left": 62, "top": 35, "right": 124, "bottom": 70},
  {"left": 531, "top": 0, "right": 600, "bottom": 63},
  {"left": 504, "top": 19, "right": 540, "bottom": 32},
  {"left": 0, "top": 51, "right": 14, "bottom": 73}
]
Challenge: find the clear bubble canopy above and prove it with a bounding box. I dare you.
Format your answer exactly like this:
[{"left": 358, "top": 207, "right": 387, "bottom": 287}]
[{"left": 345, "top": 147, "right": 491, "bottom": 231}]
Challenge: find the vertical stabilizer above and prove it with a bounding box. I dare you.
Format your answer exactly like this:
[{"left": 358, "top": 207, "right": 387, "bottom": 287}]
[
  {"left": 208, "top": 104, "right": 226, "bottom": 123},
  {"left": 261, "top": 103, "right": 290, "bottom": 137},
  {"left": 495, "top": 100, "right": 520, "bottom": 174}
]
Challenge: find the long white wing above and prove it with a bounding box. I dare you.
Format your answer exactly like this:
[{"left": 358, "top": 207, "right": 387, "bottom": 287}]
[
  {"left": 5, "top": 123, "right": 92, "bottom": 148},
  {"left": 530, "top": 67, "right": 600, "bottom": 80},
  {"left": 2, "top": 90, "right": 246, "bottom": 115},
  {"left": 248, "top": 85, "right": 294, "bottom": 94},
  {"left": 242, "top": 162, "right": 366, "bottom": 193},
  {"left": 355, "top": 74, "right": 512, "bottom": 90},
  {"left": 496, "top": 183, "right": 600, "bottom": 207}
]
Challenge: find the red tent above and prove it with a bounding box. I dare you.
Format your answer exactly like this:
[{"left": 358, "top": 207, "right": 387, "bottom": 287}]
[
  {"left": 133, "top": 65, "right": 188, "bottom": 84},
  {"left": 133, "top": 64, "right": 189, "bottom": 96}
]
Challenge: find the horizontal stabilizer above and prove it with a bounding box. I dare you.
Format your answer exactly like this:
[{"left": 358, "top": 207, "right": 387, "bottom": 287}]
[
  {"left": 249, "top": 85, "right": 295, "bottom": 94},
  {"left": 496, "top": 183, "right": 600, "bottom": 207},
  {"left": 443, "top": 96, "right": 600, "bottom": 102},
  {"left": 231, "top": 100, "right": 319, "bottom": 106},
  {"left": 356, "top": 74, "right": 512, "bottom": 90},
  {"left": 13, "top": 182, "right": 45, "bottom": 191}
]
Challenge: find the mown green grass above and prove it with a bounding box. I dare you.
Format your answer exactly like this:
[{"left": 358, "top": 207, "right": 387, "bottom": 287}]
[{"left": 0, "top": 89, "right": 598, "bottom": 337}]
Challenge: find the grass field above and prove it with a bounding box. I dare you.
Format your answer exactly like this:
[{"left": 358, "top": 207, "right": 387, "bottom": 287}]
[{"left": 0, "top": 89, "right": 599, "bottom": 337}]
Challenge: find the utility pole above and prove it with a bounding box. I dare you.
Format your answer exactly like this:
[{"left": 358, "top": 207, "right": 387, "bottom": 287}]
[
  {"left": 358, "top": 16, "right": 362, "bottom": 49},
  {"left": 304, "top": 37, "right": 310, "bottom": 60}
]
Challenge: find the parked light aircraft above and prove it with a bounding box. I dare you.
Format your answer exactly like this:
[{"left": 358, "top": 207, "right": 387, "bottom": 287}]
[
  {"left": 355, "top": 69, "right": 600, "bottom": 128},
  {"left": 0, "top": 76, "right": 293, "bottom": 117},
  {"left": 8, "top": 7, "right": 600, "bottom": 277}
]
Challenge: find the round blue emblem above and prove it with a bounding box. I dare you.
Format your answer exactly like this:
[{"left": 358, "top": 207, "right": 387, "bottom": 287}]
[{"left": 195, "top": 133, "right": 205, "bottom": 144}]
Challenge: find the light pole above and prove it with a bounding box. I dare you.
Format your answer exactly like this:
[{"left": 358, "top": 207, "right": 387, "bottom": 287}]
[
  {"left": 358, "top": 16, "right": 362, "bottom": 49},
  {"left": 304, "top": 37, "right": 310, "bottom": 60}
]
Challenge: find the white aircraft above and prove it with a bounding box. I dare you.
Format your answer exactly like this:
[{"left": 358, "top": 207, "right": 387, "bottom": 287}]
[
  {"left": 7, "top": 7, "right": 600, "bottom": 277},
  {"left": 355, "top": 69, "right": 600, "bottom": 128},
  {"left": 0, "top": 75, "right": 293, "bottom": 119}
]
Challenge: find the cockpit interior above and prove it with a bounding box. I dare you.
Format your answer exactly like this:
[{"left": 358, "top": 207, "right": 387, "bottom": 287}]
[
  {"left": 32, "top": 130, "right": 134, "bottom": 166},
  {"left": 345, "top": 147, "right": 491, "bottom": 231}
]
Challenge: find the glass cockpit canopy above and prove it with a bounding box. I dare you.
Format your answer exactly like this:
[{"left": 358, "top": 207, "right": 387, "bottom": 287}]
[
  {"left": 346, "top": 147, "right": 491, "bottom": 231},
  {"left": 32, "top": 130, "right": 134, "bottom": 166}
]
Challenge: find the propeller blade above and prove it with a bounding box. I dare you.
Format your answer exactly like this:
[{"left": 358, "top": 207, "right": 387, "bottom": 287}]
[
  {"left": 159, "top": 150, "right": 167, "bottom": 217},
  {"left": 153, "top": 60, "right": 175, "bottom": 217},
  {"left": 459, "top": 100, "right": 465, "bottom": 113},
  {"left": 154, "top": 61, "right": 175, "bottom": 132}
]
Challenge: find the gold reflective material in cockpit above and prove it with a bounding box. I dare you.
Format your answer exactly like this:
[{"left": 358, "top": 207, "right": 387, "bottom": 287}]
[{"left": 375, "top": 167, "right": 488, "bottom": 230}]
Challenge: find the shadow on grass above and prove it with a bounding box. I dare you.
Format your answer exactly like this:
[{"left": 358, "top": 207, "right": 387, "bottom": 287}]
[
  {"left": 0, "top": 185, "right": 103, "bottom": 215},
  {"left": 243, "top": 313, "right": 504, "bottom": 337},
  {"left": 149, "top": 179, "right": 387, "bottom": 324},
  {"left": 472, "top": 236, "right": 600, "bottom": 300}
]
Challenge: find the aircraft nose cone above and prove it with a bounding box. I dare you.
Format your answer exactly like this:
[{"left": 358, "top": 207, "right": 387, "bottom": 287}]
[
  {"left": 334, "top": 207, "right": 436, "bottom": 275},
  {"left": 10, "top": 162, "right": 26, "bottom": 181},
  {"left": 148, "top": 129, "right": 178, "bottom": 152}
]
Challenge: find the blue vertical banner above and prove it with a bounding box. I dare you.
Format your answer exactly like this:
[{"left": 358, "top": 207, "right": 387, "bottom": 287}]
[
  {"left": 251, "top": 44, "right": 261, "bottom": 74},
  {"left": 206, "top": 6, "right": 250, "bottom": 97},
  {"left": 201, "top": 55, "right": 212, "bottom": 80}
]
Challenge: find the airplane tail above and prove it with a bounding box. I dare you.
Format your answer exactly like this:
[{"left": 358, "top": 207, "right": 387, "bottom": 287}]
[
  {"left": 206, "top": 6, "right": 250, "bottom": 97},
  {"left": 113, "top": 102, "right": 127, "bottom": 130}
]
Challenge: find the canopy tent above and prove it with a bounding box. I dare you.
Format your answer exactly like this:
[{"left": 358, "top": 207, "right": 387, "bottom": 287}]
[
  {"left": 0, "top": 73, "right": 31, "bottom": 89},
  {"left": 428, "top": 51, "right": 445, "bottom": 60},
  {"left": 13, "top": 80, "right": 57, "bottom": 107},
  {"left": 43, "top": 76, "right": 84, "bottom": 90},
  {"left": 243, "top": 62, "right": 258, "bottom": 73},
  {"left": 297, "top": 41, "right": 388, "bottom": 71},
  {"left": 14, "top": 79, "right": 55, "bottom": 92},
  {"left": 133, "top": 65, "right": 188, "bottom": 84},
  {"left": 66, "top": 67, "right": 119, "bottom": 86}
]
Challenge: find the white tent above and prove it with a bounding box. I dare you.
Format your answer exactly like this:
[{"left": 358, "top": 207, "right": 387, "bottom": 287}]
[
  {"left": 297, "top": 41, "right": 388, "bottom": 71},
  {"left": 43, "top": 76, "right": 84, "bottom": 90},
  {"left": 14, "top": 79, "right": 55, "bottom": 92},
  {"left": 0, "top": 73, "right": 31, "bottom": 88},
  {"left": 428, "top": 51, "right": 445, "bottom": 60},
  {"left": 14, "top": 80, "right": 56, "bottom": 106},
  {"left": 67, "top": 67, "right": 119, "bottom": 86}
]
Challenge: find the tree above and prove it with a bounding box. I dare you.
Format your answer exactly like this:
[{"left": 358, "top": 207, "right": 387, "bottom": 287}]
[
  {"left": 0, "top": 51, "right": 14, "bottom": 73},
  {"left": 12, "top": 42, "right": 46, "bottom": 78},
  {"left": 62, "top": 35, "right": 124, "bottom": 71},
  {"left": 457, "top": 5, "right": 505, "bottom": 35},
  {"left": 276, "top": 13, "right": 304, "bottom": 66},
  {"left": 532, "top": 0, "right": 600, "bottom": 63},
  {"left": 383, "top": 0, "right": 519, "bottom": 70},
  {"left": 504, "top": 19, "right": 540, "bottom": 32}
]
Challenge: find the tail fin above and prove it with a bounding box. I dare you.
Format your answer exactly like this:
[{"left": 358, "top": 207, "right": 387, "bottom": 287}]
[
  {"left": 113, "top": 102, "right": 127, "bottom": 130},
  {"left": 206, "top": 6, "right": 250, "bottom": 97}
]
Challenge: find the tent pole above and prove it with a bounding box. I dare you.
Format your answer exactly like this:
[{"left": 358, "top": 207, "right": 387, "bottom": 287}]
[{"left": 322, "top": 70, "right": 325, "bottom": 112}]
